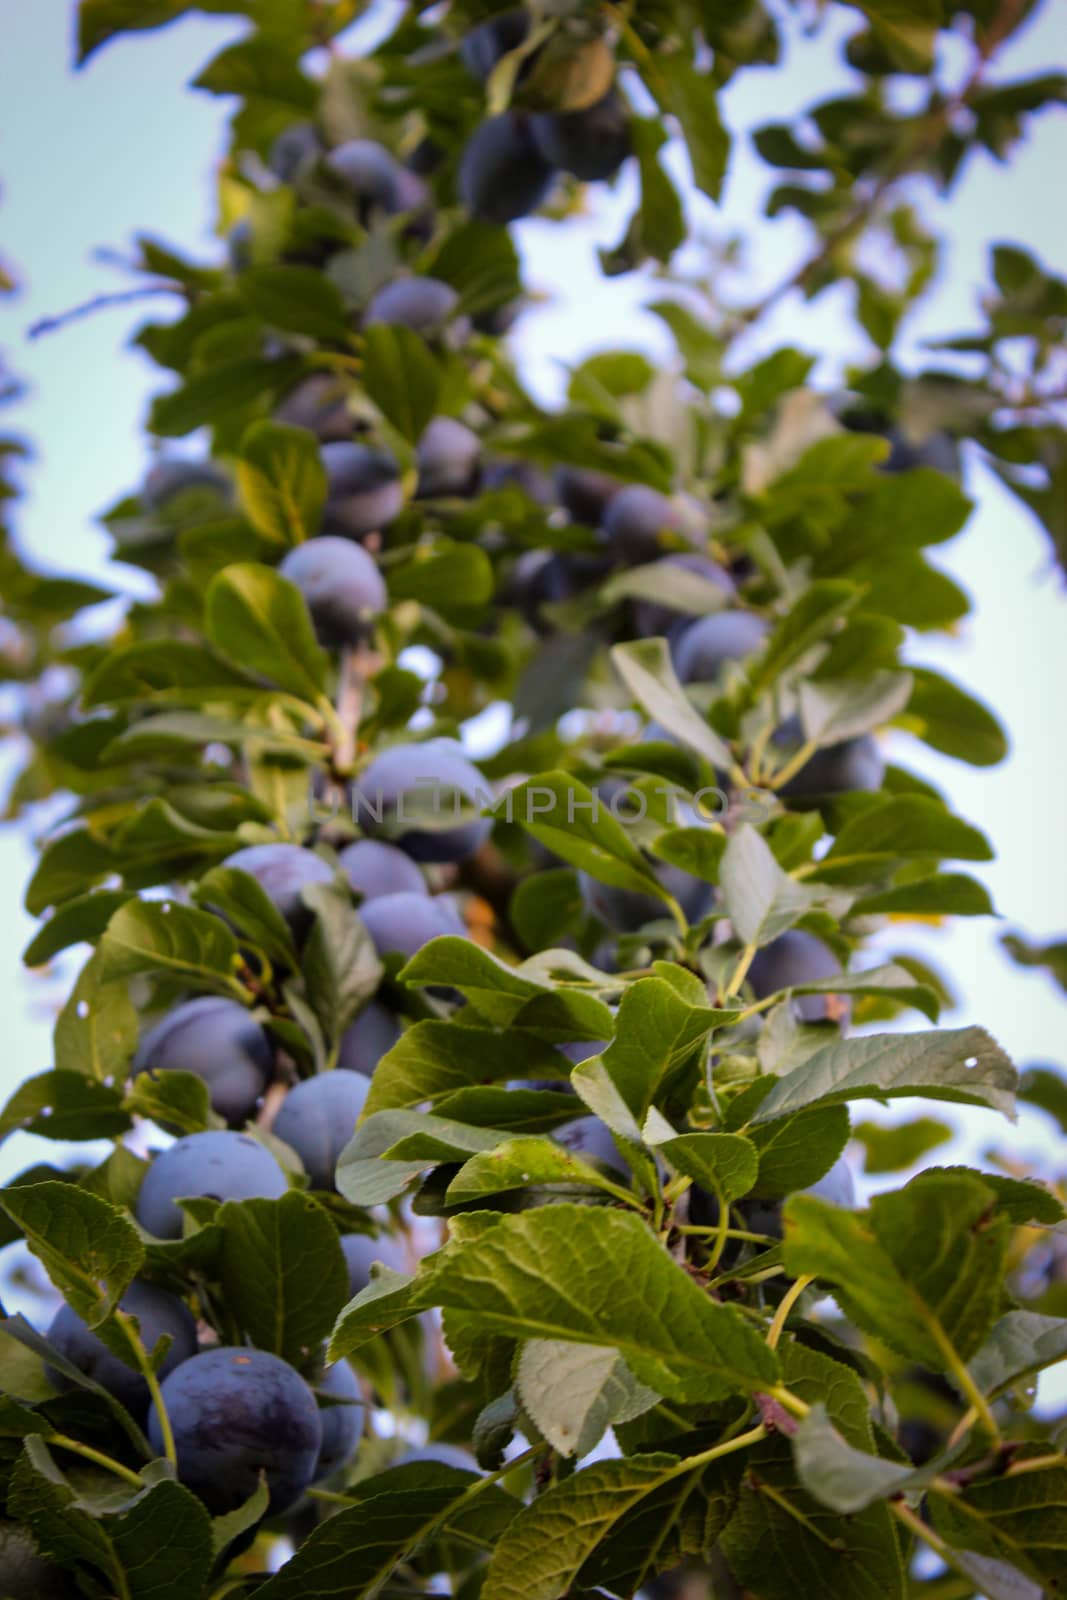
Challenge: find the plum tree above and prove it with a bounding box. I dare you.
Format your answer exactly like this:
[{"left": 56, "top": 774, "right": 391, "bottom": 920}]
[
  {"left": 530, "top": 93, "right": 631, "bottom": 182},
  {"left": 481, "top": 458, "right": 553, "bottom": 503},
  {"left": 778, "top": 731, "right": 885, "bottom": 797},
  {"left": 339, "top": 839, "right": 427, "bottom": 901},
  {"left": 631, "top": 553, "right": 736, "bottom": 638},
  {"left": 602, "top": 485, "right": 704, "bottom": 565},
  {"left": 688, "top": 1156, "right": 856, "bottom": 1242},
  {"left": 747, "top": 929, "right": 849, "bottom": 1024},
  {"left": 221, "top": 843, "right": 335, "bottom": 937},
  {"left": 312, "top": 1361, "right": 364, "bottom": 1481},
  {"left": 353, "top": 740, "right": 491, "bottom": 862},
  {"left": 459, "top": 10, "right": 529, "bottom": 81},
  {"left": 148, "top": 1347, "right": 322, "bottom": 1514},
  {"left": 135, "top": 1131, "right": 289, "bottom": 1239},
  {"left": 672, "top": 610, "right": 769, "bottom": 684},
  {"left": 325, "top": 139, "right": 427, "bottom": 221},
  {"left": 320, "top": 441, "right": 405, "bottom": 539},
  {"left": 340, "top": 1231, "right": 407, "bottom": 1298},
  {"left": 142, "top": 457, "right": 229, "bottom": 510},
  {"left": 458, "top": 114, "right": 555, "bottom": 225},
  {"left": 131, "top": 995, "right": 273, "bottom": 1126},
  {"left": 279, "top": 537, "right": 387, "bottom": 647},
  {"left": 554, "top": 466, "right": 620, "bottom": 525},
  {"left": 271, "top": 1070, "right": 369, "bottom": 1190},
  {"left": 337, "top": 1001, "right": 404, "bottom": 1076},
  {"left": 359, "top": 891, "right": 467, "bottom": 961},
  {"left": 415, "top": 417, "right": 481, "bottom": 499},
  {"left": 269, "top": 120, "right": 321, "bottom": 182},
  {"left": 274, "top": 374, "right": 354, "bottom": 442},
  {"left": 364, "top": 276, "right": 462, "bottom": 336},
  {"left": 578, "top": 865, "right": 713, "bottom": 932},
  {"left": 45, "top": 1280, "right": 198, "bottom": 1414}
]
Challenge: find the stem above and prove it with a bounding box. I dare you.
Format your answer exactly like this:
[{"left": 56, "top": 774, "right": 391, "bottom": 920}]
[
  {"left": 891, "top": 1497, "right": 981, "bottom": 1585},
  {"left": 766, "top": 739, "right": 819, "bottom": 793},
  {"left": 1003, "top": 1451, "right": 1067, "bottom": 1477},
  {"left": 703, "top": 1193, "right": 733, "bottom": 1274},
  {"left": 765, "top": 1385, "right": 811, "bottom": 1421},
  {"left": 331, "top": 645, "right": 364, "bottom": 777},
  {"left": 723, "top": 942, "right": 757, "bottom": 1000},
  {"left": 677, "top": 1422, "right": 767, "bottom": 1473},
  {"left": 766, "top": 1274, "right": 815, "bottom": 1351},
  {"left": 929, "top": 1323, "right": 1001, "bottom": 1445},
  {"left": 47, "top": 1433, "right": 144, "bottom": 1490},
  {"left": 114, "top": 1310, "right": 177, "bottom": 1468}
]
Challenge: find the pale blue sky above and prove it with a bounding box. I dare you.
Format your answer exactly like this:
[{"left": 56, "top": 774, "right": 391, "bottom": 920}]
[{"left": 0, "top": 0, "right": 1064, "bottom": 1212}]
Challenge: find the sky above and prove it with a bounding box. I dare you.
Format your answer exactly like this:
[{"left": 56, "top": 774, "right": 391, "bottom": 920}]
[{"left": 0, "top": 7, "right": 1064, "bottom": 1222}]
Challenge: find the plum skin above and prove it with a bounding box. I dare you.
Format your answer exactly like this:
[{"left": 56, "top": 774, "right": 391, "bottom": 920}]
[
  {"left": 132, "top": 995, "right": 272, "bottom": 1126},
  {"left": 339, "top": 839, "right": 427, "bottom": 901},
  {"left": 272, "top": 1071, "right": 370, "bottom": 1191},
  {"left": 280, "top": 536, "right": 387, "bottom": 648},
  {"left": 321, "top": 441, "right": 404, "bottom": 540},
  {"left": 459, "top": 113, "right": 555, "bottom": 225},
  {"left": 337, "top": 1001, "right": 403, "bottom": 1076},
  {"left": 222, "top": 843, "right": 335, "bottom": 937},
  {"left": 364, "top": 276, "right": 461, "bottom": 336},
  {"left": 632, "top": 553, "right": 736, "bottom": 638},
  {"left": 747, "top": 929, "right": 850, "bottom": 1024},
  {"left": 353, "top": 740, "right": 492, "bottom": 863},
  {"left": 672, "top": 610, "right": 769, "bottom": 684},
  {"left": 578, "top": 867, "right": 713, "bottom": 933},
  {"left": 136, "top": 1131, "right": 289, "bottom": 1240},
  {"left": 45, "top": 1280, "right": 198, "bottom": 1415},
  {"left": 341, "top": 1231, "right": 407, "bottom": 1297},
  {"left": 313, "top": 1360, "right": 364, "bottom": 1480},
  {"left": 415, "top": 417, "right": 481, "bottom": 499},
  {"left": 359, "top": 891, "right": 467, "bottom": 962},
  {"left": 148, "top": 1347, "right": 322, "bottom": 1515},
  {"left": 602, "top": 485, "right": 704, "bottom": 565},
  {"left": 530, "top": 93, "right": 631, "bottom": 182}
]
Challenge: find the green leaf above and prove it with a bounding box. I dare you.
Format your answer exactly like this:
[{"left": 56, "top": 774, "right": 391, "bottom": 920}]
[
  {"left": 798, "top": 670, "right": 914, "bottom": 745},
  {"left": 647, "top": 298, "right": 722, "bottom": 389},
  {"left": 753, "top": 961, "right": 940, "bottom": 1021},
  {"left": 820, "top": 795, "right": 993, "bottom": 877},
  {"left": 149, "top": 354, "right": 302, "bottom": 436},
  {"left": 0, "top": 1071, "right": 131, "bottom": 1145},
  {"left": 610, "top": 638, "right": 733, "bottom": 771},
  {"left": 747, "top": 1104, "right": 850, "bottom": 1197},
  {"left": 428, "top": 220, "right": 522, "bottom": 315},
  {"left": 53, "top": 950, "right": 139, "bottom": 1082},
  {"left": 192, "top": 864, "right": 299, "bottom": 971},
  {"left": 301, "top": 882, "right": 383, "bottom": 1047},
  {"left": 387, "top": 539, "right": 493, "bottom": 623},
  {"left": 336, "top": 1110, "right": 504, "bottom": 1206},
  {"left": 22, "top": 890, "right": 134, "bottom": 967},
  {"left": 205, "top": 562, "right": 329, "bottom": 703},
  {"left": 792, "top": 1403, "right": 921, "bottom": 1513},
  {"left": 651, "top": 825, "right": 726, "bottom": 884},
  {"left": 853, "top": 1116, "right": 953, "bottom": 1174},
  {"left": 750, "top": 1025, "right": 1016, "bottom": 1123},
  {"left": 929, "top": 1447, "right": 1067, "bottom": 1593},
  {"left": 968, "top": 1310, "right": 1067, "bottom": 1399},
  {"left": 1019, "top": 1065, "right": 1067, "bottom": 1132},
  {"left": 329, "top": 1265, "right": 419, "bottom": 1359},
  {"left": 852, "top": 872, "right": 995, "bottom": 916},
  {"left": 446, "top": 1136, "right": 628, "bottom": 1205},
  {"left": 720, "top": 824, "right": 819, "bottom": 947},
  {"left": 656, "top": 54, "right": 730, "bottom": 201},
  {"left": 752, "top": 580, "right": 858, "bottom": 692},
  {"left": 123, "top": 1069, "right": 222, "bottom": 1136},
  {"left": 9, "top": 1438, "right": 214, "bottom": 1600},
  {"left": 0, "top": 1182, "right": 144, "bottom": 1327},
  {"left": 96, "top": 898, "right": 243, "bottom": 994},
  {"left": 25, "top": 828, "right": 116, "bottom": 916},
  {"left": 412, "top": 1205, "right": 779, "bottom": 1402},
  {"left": 783, "top": 1171, "right": 1011, "bottom": 1366},
  {"left": 362, "top": 325, "right": 442, "bottom": 443},
  {"left": 509, "top": 772, "right": 669, "bottom": 903},
  {"left": 600, "top": 559, "right": 731, "bottom": 619},
  {"left": 236, "top": 419, "right": 327, "bottom": 546},
  {"left": 1001, "top": 931, "right": 1067, "bottom": 996},
  {"left": 398, "top": 938, "right": 615, "bottom": 1039},
  {"left": 363, "top": 1019, "right": 568, "bottom": 1115},
  {"left": 237, "top": 264, "right": 351, "bottom": 341},
  {"left": 194, "top": 35, "right": 317, "bottom": 108},
  {"left": 595, "top": 976, "right": 732, "bottom": 1122},
  {"left": 900, "top": 667, "right": 1008, "bottom": 766},
  {"left": 214, "top": 1191, "right": 349, "bottom": 1366},
  {"left": 515, "top": 1342, "right": 659, "bottom": 1458}
]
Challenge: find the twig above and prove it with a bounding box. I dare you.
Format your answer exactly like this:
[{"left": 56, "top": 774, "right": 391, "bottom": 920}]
[{"left": 28, "top": 284, "right": 184, "bottom": 339}]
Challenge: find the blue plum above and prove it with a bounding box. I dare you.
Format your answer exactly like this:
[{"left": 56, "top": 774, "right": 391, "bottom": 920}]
[
  {"left": 415, "top": 417, "right": 481, "bottom": 499},
  {"left": 530, "top": 93, "right": 631, "bottom": 182},
  {"left": 353, "top": 740, "right": 492, "bottom": 863},
  {"left": 132, "top": 996, "right": 272, "bottom": 1127},
  {"left": 632, "top": 553, "right": 735, "bottom": 638},
  {"left": 313, "top": 1360, "right": 364, "bottom": 1480},
  {"left": 359, "top": 892, "right": 467, "bottom": 962},
  {"left": 365, "top": 277, "right": 461, "bottom": 337},
  {"left": 460, "top": 11, "right": 529, "bottom": 80},
  {"left": 555, "top": 1115, "right": 628, "bottom": 1175},
  {"left": 578, "top": 868, "right": 713, "bottom": 933},
  {"left": 222, "top": 843, "right": 335, "bottom": 937},
  {"left": 269, "top": 121, "right": 321, "bottom": 182},
  {"left": 554, "top": 466, "right": 621, "bottom": 525},
  {"left": 143, "top": 457, "right": 229, "bottom": 511},
  {"left": 459, "top": 114, "right": 555, "bottom": 225},
  {"left": 672, "top": 610, "right": 769, "bottom": 684},
  {"left": 275, "top": 374, "right": 354, "bottom": 442},
  {"left": 747, "top": 930, "right": 850, "bottom": 1024},
  {"left": 602, "top": 485, "right": 706, "bottom": 565},
  {"left": 46, "top": 1280, "right": 198, "bottom": 1414},
  {"left": 148, "top": 1347, "right": 321, "bottom": 1514},
  {"left": 280, "top": 536, "right": 387, "bottom": 647},
  {"left": 337, "top": 1002, "right": 404, "bottom": 1077},
  {"left": 774, "top": 720, "right": 884, "bottom": 797},
  {"left": 321, "top": 441, "right": 404, "bottom": 539},
  {"left": 272, "top": 1072, "right": 369, "bottom": 1191},
  {"left": 136, "top": 1131, "right": 289, "bottom": 1239},
  {"left": 339, "top": 839, "right": 427, "bottom": 901},
  {"left": 340, "top": 1231, "right": 407, "bottom": 1298}
]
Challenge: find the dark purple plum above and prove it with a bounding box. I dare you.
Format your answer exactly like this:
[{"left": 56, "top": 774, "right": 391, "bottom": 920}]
[
  {"left": 459, "top": 114, "right": 555, "bottom": 225},
  {"left": 321, "top": 441, "right": 404, "bottom": 539},
  {"left": 632, "top": 553, "right": 735, "bottom": 638},
  {"left": 269, "top": 121, "right": 322, "bottom": 182},
  {"left": 272, "top": 1071, "right": 370, "bottom": 1190},
  {"left": 313, "top": 1360, "right": 364, "bottom": 1480},
  {"left": 555, "top": 1115, "right": 628, "bottom": 1175},
  {"left": 602, "top": 485, "right": 705, "bottom": 565},
  {"left": 359, "top": 892, "right": 467, "bottom": 962},
  {"left": 340, "top": 1231, "right": 407, "bottom": 1298},
  {"left": 132, "top": 996, "right": 272, "bottom": 1126},
  {"left": 364, "top": 276, "right": 462, "bottom": 337},
  {"left": 337, "top": 1002, "right": 404, "bottom": 1077},
  {"left": 530, "top": 92, "right": 631, "bottom": 181},
  {"left": 142, "top": 457, "right": 229, "bottom": 511},
  {"left": 222, "top": 843, "right": 335, "bottom": 937},
  {"left": 275, "top": 375, "right": 354, "bottom": 443},
  {"left": 776, "top": 723, "right": 885, "bottom": 797},
  {"left": 747, "top": 929, "right": 850, "bottom": 1024},
  {"left": 353, "top": 740, "right": 492, "bottom": 863},
  {"left": 280, "top": 536, "right": 387, "bottom": 647},
  {"left": 460, "top": 10, "right": 530, "bottom": 80},
  {"left": 136, "top": 1131, "right": 289, "bottom": 1239},
  {"left": 481, "top": 459, "right": 554, "bottom": 502},
  {"left": 45, "top": 1280, "right": 198, "bottom": 1414},
  {"left": 554, "top": 466, "right": 621, "bottom": 525},
  {"left": 415, "top": 417, "right": 481, "bottom": 498},
  {"left": 578, "top": 868, "right": 713, "bottom": 933},
  {"left": 339, "top": 839, "right": 427, "bottom": 901},
  {"left": 672, "top": 610, "right": 768, "bottom": 684},
  {"left": 148, "top": 1347, "right": 321, "bottom": 1514}
]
